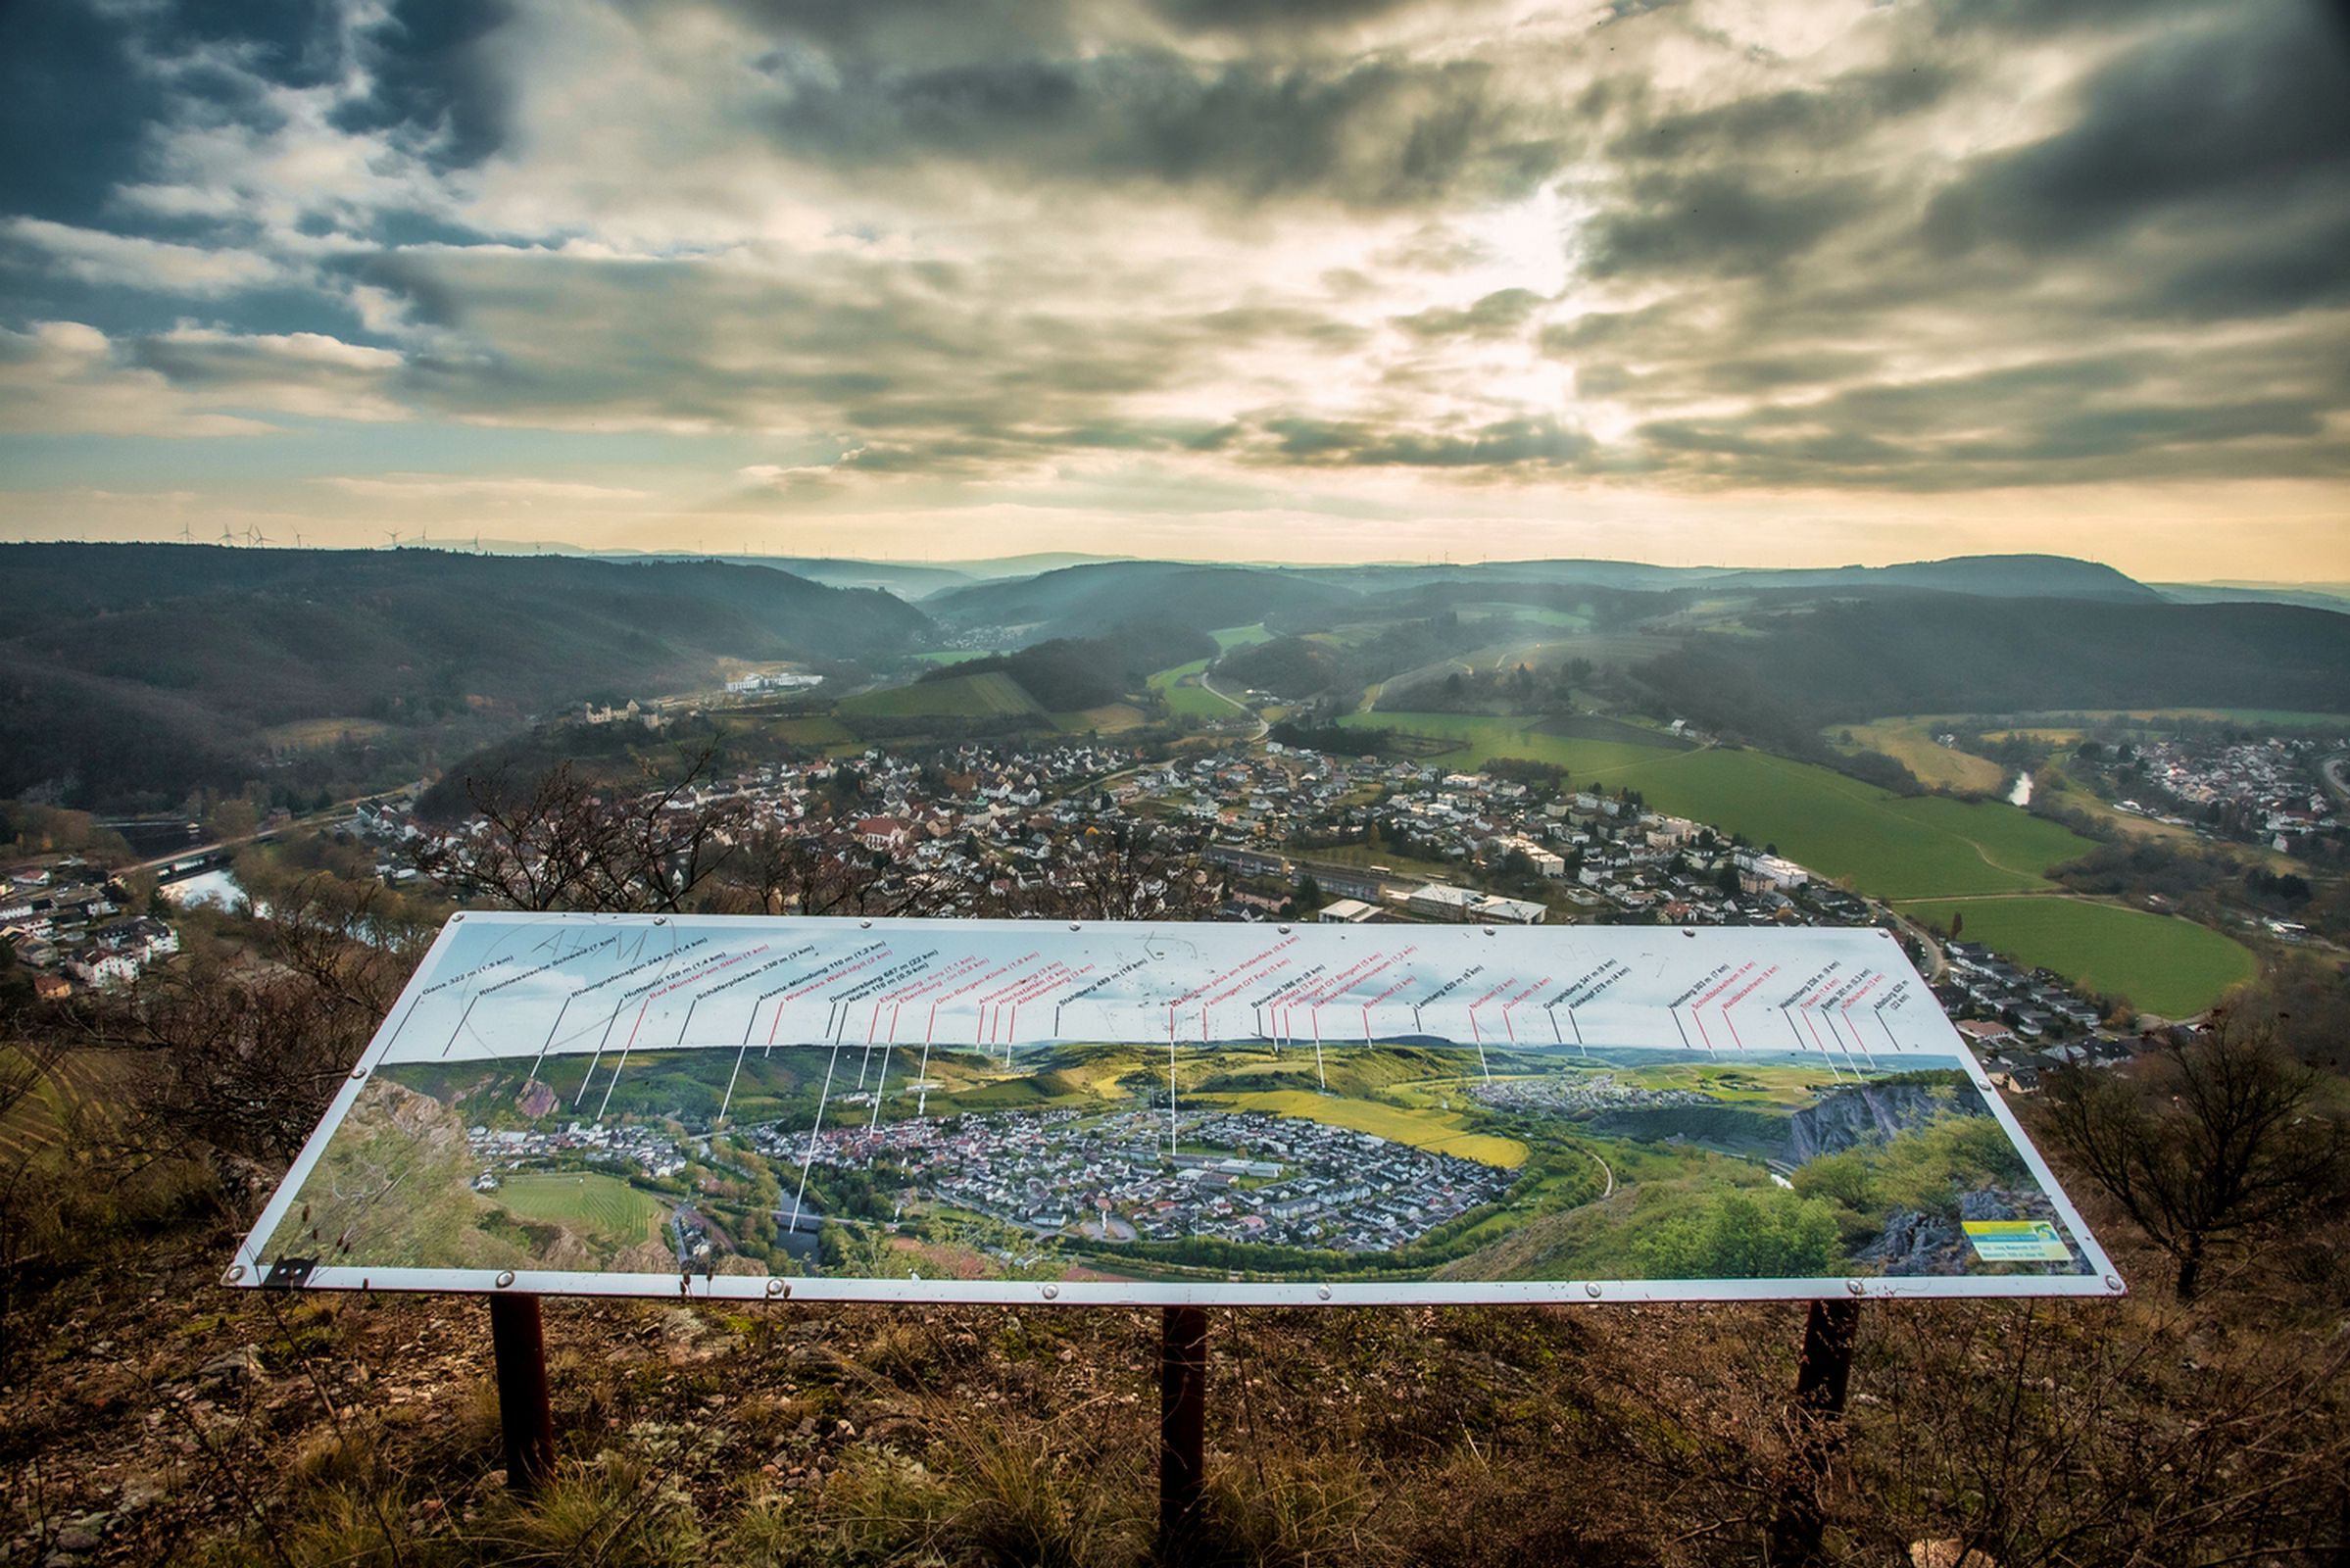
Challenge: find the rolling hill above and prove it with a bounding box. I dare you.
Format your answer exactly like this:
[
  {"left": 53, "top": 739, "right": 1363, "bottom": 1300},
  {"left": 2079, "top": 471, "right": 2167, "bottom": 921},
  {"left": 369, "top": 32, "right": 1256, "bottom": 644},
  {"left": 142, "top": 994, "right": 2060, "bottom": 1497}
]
[
  {"left": 0, "top": 544, "right": 934, "bottom": 809},
  {"left": 1638, "top": 595, "right": 2350, "bottom": 731},
  {"left": 924, "top": 563, "right": 1357, "bottom": 638}
]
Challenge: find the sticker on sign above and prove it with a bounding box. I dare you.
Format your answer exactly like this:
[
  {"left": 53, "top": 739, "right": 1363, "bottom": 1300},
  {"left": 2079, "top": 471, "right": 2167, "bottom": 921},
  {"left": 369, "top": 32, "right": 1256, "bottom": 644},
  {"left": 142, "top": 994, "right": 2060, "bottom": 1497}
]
[
  {"left": 230, "top": 915, "right": 2122, "bottom": 1305},
  {"left": 1962, "top": 1220, "right": 2079, "bottom": 1262}
]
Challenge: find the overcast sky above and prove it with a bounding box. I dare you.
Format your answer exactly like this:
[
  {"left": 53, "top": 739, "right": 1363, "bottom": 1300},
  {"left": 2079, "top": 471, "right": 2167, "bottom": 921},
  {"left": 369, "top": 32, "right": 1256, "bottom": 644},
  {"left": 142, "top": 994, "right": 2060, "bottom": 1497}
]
[{"left": 2, "top": 0, "right": 2346, "bottom": 578}]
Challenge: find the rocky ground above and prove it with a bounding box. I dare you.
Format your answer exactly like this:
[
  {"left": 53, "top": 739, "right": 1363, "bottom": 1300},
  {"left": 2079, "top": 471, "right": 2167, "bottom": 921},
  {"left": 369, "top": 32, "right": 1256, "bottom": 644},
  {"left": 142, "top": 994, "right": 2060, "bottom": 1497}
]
[{"left": 3, "top": 1206, "right": 2342, "bottom": 1567}]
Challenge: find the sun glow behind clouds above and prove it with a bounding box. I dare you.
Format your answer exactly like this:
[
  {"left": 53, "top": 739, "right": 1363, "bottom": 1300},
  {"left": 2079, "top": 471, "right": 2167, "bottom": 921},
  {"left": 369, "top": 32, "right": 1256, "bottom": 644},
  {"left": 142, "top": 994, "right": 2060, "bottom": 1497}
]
[{"left": 0, "top": 0, "right": 2342, "bottom": 576}]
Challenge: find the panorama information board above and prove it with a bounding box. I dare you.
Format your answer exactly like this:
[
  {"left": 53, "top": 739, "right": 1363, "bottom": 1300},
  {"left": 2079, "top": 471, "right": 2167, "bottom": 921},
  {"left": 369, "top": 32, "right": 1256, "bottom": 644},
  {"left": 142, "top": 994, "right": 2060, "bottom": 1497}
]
[{"left": 231, "top": 914, "right": 2121, "bottom": 1304}]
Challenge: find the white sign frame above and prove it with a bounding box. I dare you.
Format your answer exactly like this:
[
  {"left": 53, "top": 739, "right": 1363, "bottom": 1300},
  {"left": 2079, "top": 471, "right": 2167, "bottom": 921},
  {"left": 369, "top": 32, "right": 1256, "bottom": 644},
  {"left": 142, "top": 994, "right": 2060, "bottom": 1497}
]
[{"left": 230, "top": 913, "right": 2125, "bottom": 1305}]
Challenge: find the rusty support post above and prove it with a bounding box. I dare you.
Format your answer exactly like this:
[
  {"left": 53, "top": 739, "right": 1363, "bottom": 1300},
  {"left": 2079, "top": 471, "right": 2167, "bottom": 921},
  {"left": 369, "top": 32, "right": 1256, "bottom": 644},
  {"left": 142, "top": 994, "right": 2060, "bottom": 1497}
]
[
  {"left": 489, "top": 1293, "right": 555, "bottom": 1494},
  {"left": 1768, "top": 1298, "right": 1862, "bottom": 1565},
  {"left": 1159, "top": 1305, "right": 1208, "bottom": 1559}
]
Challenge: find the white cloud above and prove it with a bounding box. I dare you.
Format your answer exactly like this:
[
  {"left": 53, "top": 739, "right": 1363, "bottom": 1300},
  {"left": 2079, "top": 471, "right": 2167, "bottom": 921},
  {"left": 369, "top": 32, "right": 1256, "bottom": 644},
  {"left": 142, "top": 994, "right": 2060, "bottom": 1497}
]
[
  {"left": 319, "top": 474, "right": 651, "bottom": 502},
  {"left": 2, "top": 217, "right": 285, "bottom": 296},
  {"left": 0, "top": 320, "right": 410, "bottom": 435}
]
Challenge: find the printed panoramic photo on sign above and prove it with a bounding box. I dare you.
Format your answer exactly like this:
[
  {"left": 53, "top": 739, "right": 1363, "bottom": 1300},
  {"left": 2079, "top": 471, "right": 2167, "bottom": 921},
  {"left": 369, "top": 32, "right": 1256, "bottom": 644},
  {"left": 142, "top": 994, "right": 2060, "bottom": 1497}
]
[{"left": 240, "top": 916, "right": 2110, "bottom": 1301}]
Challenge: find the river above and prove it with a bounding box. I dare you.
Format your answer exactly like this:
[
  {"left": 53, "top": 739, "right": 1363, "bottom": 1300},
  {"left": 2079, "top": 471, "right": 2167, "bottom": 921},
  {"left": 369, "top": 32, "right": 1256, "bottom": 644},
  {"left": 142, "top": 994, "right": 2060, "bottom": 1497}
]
[{"left": 158, "top": 868, "right": 251, "bottom": 912}]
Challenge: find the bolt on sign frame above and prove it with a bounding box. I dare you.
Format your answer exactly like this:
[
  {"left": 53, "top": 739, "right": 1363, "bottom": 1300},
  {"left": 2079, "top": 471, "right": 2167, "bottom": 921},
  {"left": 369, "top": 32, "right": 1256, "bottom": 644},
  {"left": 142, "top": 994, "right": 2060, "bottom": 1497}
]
[{"left": 229, "top": 912, "right": 2122, "bottom": 1305}]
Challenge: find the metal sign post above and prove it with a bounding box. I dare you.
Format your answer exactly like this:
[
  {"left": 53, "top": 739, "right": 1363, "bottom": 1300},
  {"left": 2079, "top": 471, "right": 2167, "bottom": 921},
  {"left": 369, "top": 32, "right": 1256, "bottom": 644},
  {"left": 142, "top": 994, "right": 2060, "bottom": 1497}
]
[
  {"left": 487, "top": 1293, "right": 555, "bottom": 1493},
  {"left": 1769, "top": 1298, "right": 1863, "bottom": 1564},
  {"left": 1159, "top": 1305, "right": 1210, "bottom": 1554}
]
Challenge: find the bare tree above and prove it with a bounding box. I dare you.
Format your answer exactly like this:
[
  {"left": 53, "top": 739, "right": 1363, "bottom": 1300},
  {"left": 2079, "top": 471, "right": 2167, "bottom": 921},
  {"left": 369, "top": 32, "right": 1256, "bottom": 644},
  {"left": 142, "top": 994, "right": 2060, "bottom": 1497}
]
[
  {"left": 2039, "top": 1016, "right": 2346, "bottom": 1299},
  {"left": 994, "top": 820, "right": 1228, "bottom": 923},
  {"left": 408, "top": 744, "right": 751, "bottom": 912}
]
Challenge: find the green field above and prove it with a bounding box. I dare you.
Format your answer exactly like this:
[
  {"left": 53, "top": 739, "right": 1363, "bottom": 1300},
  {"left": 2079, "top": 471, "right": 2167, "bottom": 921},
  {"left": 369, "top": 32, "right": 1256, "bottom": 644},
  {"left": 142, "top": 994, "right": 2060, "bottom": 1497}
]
[
  {"left": 837, "top": 670, "right": 1042, "bottom": 720},
  {"left": 1345, "top": 712, "right": 2097, "bottom": 900},
  {"left": 491, "top": 1170, "right": 671, "bottom": 1250},
  {"left": 1150, "top": 659, "right": 1244, "bottom": 720},
  {"left": 1206, "top": 1088, "right": 1529, "bottom": 1168},
  {"left": 1209, "top": 623, "right": 1274, "bottom": 652},
  {"left": 1895, "top": 896, "right": 2257, "bottom": 1017},
  {"left": 909, "top": 649, "right": 994, "bottom": 667}
]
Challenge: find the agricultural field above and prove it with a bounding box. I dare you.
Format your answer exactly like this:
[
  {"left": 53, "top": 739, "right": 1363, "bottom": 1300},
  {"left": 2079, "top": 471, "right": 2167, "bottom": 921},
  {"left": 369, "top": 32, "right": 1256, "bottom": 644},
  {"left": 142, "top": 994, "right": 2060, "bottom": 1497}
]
[
  {"left": 1831, "top": 719, "right": 2008, "bottom": 794},
  {"left": 1894, "top": 896, "right": 2257, "bottom": 1018},
  {"left": 1342, "top": 711, "right": 2098, "bottom": 901},
  {"left": 836, "top": 670, "right": 1041, "bottom": 720},
  {"left": 908, "top": 649, "right": 995, "bottom": 666},
  {"left": 764, "top": 714, "right": 856, "bottom": 747},
  {"left": 1053, "top": 703, "right": 1147, "bottom": 733},
  {"left": 1209, "top": 623, "right": 1273, "bottom": 652},
  {"left": 260, "top": 715, "right": 392, "bottom": 750},
  {"left": 1450, "top": 604, "right": 1593, "bottom": 631},
  {"left": 1205, "top": 1088, "right": 1529, "bottom": 1167}
]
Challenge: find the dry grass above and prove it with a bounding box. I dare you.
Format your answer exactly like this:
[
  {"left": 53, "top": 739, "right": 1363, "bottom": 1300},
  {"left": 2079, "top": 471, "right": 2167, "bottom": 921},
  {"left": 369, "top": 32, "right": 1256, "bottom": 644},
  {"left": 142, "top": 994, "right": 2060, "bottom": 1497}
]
[{"left": 3, "top": 1200, "right": 2346, "bottom": 1568}]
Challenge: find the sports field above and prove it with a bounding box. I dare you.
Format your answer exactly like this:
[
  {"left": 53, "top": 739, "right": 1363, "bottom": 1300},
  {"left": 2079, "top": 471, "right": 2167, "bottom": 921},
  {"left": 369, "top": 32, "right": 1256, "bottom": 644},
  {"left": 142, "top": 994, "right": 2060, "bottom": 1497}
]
[
  {"left": 1894, "top": 896, "right": 2257, "bottom": 1018},
  {"left": 1344, "top": 712, "right": 2096, "bottom": 900},
  {"left": 837, "top": 670, "right": 1042, "bottom": 719},
  {"left": 491, "top": 1171, "right": 672, "bottom": 1250}
]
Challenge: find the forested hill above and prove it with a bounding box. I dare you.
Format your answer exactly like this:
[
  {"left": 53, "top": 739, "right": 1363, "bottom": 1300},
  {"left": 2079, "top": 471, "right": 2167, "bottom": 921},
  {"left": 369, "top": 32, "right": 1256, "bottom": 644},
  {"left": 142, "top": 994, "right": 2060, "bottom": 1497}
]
[
  {"left": 921, "top": 552, "right": 2164, "bottom": 643},
  {"left": 0, "top": 544, "right": 933, "bottom": 810},
  {"left": 1638, "top": 594, "right": 2350, "bottom": 742}
]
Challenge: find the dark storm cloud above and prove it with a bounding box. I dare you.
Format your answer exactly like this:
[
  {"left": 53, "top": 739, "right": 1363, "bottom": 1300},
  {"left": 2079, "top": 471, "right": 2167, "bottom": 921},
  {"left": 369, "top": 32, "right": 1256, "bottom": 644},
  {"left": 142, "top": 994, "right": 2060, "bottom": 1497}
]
[
  {"left": 1921, "top": 2, "right": 2350, "bottom": 254},
  {"left": 0, "top": 3, "right": 171, "bottom": 227},
  {"left": 1393, "top": 287, "right": 1543, "bottom": 337},
  {"left": 1263, "top": 413, "right": 1593, "bottom": 467},
  {"left": 1631, "top": 341, "right": 2348, "bottom": 490},
  {"left": 332, "top": 0, "right": 520, "bottom": 172},
  {"left": 306, "top": 242, "right": 1365, "bottom": 466},
  {"left": 1610, "top": 63, "right": 1957, "bottom": 165},
  {"left": 1141, "top": 0, "right": 1442, "bottom": 38},
  {"left": 686, "top": 0, "right": 1084, "bottom": 70},
  {"left": 2144, "top": 208, "right": 2350, "bottom": 321},
  {"left": 765, "top": 53, "right": 1563, "bottom": 208},
  {"left": 1583, "top": 169, "right": 1872, "bottom": 278},
  {"left": 1522, "top": 0, "right": 2350, "bottom": 490}
]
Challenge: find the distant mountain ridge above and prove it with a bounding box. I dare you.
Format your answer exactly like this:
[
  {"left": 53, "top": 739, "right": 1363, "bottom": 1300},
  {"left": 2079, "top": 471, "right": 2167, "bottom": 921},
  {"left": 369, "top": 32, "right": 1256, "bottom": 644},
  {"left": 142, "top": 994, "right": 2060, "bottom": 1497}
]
[
  {"left": 1705, "top": 554, "right": 2159, "bottom": 602},
  {"left": 921, "top": 551, "right": 2178, "bottom": 641}
]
